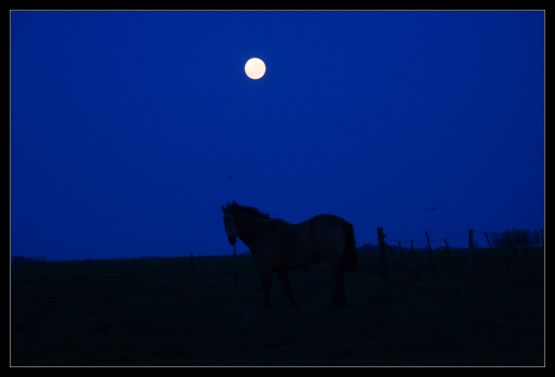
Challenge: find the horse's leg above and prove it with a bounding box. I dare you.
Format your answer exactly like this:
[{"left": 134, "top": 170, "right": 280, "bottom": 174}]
[
  {"left": 331, "top": 269, "right": 347, "bottom": 308},
  {"left": 260, "top": 269, "right": 272, "bottom": 308},
  {"left": 277, "top": 271, "right": 298, "bottom": 308},
  {"left": 337, "top": 271, "right": 347, "bottom": 307}
]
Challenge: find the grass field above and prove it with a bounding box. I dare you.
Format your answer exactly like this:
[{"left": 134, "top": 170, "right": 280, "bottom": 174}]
[{"left": 11, "top": 248, "right": 544, "bottom": 366}]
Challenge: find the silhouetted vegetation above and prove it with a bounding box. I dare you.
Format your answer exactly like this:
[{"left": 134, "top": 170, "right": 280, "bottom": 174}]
[
  {"left": 490, "top": 229, "right": 542, "bottom": 248},
  {"left": 12, "top": 255, "right": 48, "bottom": 263}
]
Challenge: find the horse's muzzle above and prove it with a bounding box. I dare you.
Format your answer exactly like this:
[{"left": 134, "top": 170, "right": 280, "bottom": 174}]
[{"left": 228, "top": 235, "right": 237, "bottom": 245}]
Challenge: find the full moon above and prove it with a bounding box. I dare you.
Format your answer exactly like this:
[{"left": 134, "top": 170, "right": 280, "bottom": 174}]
[{"left": 244, "top": 57, "right": 266, "bottom": 80}]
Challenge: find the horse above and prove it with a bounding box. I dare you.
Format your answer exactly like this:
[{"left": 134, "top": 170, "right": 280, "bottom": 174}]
[{"left": 221, "top": 202, "right": 358, "bottom": 308}]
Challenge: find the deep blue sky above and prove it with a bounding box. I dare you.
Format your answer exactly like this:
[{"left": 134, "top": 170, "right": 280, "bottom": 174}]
[{"left": 11, "top": 11, "right": 544, "bottom": 260}]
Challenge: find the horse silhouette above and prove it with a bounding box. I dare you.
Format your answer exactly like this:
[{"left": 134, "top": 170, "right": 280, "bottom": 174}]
[{"left": 221, "top": 202, "right": 357, "bottom": 308}]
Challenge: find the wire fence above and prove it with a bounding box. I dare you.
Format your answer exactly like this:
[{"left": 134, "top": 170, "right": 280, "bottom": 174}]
[
  {"left": 372, "top": 226, "right": 544, "bottom": 284},
  {"left": 382, "top": 228, "right": 543, "bottom": 249}
]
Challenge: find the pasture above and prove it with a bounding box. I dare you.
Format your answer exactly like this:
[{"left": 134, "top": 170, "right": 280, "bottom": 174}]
[{"left": 11, "top": 248, "right": 544, "bottom": 366}]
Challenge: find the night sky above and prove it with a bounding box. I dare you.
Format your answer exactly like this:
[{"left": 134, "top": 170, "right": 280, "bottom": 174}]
[{"left": 11, "top": 11, "right": 544, "bottom": 260}]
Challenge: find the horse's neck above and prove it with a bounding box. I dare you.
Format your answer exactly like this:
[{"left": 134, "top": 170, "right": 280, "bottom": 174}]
[{"left": 238, "top": 217, "right": 271, "bottom": 251}]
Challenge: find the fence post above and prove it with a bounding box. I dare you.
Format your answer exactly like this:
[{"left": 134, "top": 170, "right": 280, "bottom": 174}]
[
  {"left": 506, "top": 231, "right": 518, "bottom": 262},
  {"left": 190, "top": 253, "right": 198, "bottom": 276},
  {"left": 425, "top": 231, "right": 437, "bottom": 280},
  {"left": 444, "top": 238, "right": 453, "bottom": 268},
  {"left": 502, "top": 231, "right": 515, "bottom": 269},
  {"left": 523, "top": 231, "right": 530, "bottom": 257},
  {"left": 397, "top": 241, "right": 405, "bottom": 260},
  {"left": 233, "top": 244, "right": 239, "bottom": 285},
  {"left": 468, "top": 228, "right": 474, "bottom": 274},
  {"left": 377, "top": 227, "right": 389, "bottom": 282},
  {"left": 484, "top": 231, "right": 492, "bottom": 249}
]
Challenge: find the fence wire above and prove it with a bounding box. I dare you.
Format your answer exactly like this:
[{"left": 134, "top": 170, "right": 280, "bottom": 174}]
[
  {"left": 386, "top": 229, "right": 480, "bottom": 248},
  {"left": 382, "top": 228, "right": 542, "bottom": 249}
]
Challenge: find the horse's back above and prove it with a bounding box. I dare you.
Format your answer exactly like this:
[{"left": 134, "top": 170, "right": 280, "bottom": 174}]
[
  {"left": 257, "top": 214, "right": 353, "bottom": 270},
  {"left": 306, "top": 214, "right": 350, "bottom": 236},
  {"left": 302, "top": 214, "right": 351, "bottom": 258},
  {"left": 308, "top": 214, "right": 349, "bottom": 226}
]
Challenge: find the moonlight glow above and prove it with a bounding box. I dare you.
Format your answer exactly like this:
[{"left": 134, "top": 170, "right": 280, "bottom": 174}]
[{"left": 244, "top": 57, "right": 266, "bottom": 80}]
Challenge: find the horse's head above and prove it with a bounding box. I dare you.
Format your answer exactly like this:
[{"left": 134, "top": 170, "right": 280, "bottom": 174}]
[
  {"left": 221, "top": 202, "right": 270, "bottom": 245},
  {"left": 221, "top": 204, "right": 239, "bottom": 245}
]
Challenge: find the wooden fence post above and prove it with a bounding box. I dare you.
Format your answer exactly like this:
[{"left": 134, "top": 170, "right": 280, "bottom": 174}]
[
  {"left": 523, "top": 231, "right": 530, "bottom": 257},
  {"left": 190, "top": 253, "right": 198, "bottom": 276},
  {"left": 468, "top": 228, "right": 474, "bottom": 273},
  {"left": 233, "top": 244, "right": 239, "bottom": 285},
  {"left": 444, "top": 238, "right": 453, "bottom": 268},
  {"left": 502, "top": 231, "right": 514, "bottom": 269},
  {"left": 483, "top": 231, "right": 492, "bottom": 249},
  {"left": 505, "top": 231, "right": 518, "bottom": 262},
  {"left": 425, "top": 230, "right": 437, "bottom": 280},
  {"left": 397, "top": 241, "right": 405, "bottom": 260},
  {"left": 377, "top": 227, "right": 389, "bottom": 282}
]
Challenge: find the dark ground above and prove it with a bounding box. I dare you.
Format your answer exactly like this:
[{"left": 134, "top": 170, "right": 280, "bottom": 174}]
[{"left": 11, "top": 247, "right": 544, "bottom": 366}]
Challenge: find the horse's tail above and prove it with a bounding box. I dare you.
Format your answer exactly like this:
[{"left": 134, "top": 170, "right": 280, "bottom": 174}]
[{"left": 341, "top": 221, "right": 358, "bottom": 272}]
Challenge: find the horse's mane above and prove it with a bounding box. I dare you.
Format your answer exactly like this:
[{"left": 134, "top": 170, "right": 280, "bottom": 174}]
[{"left": 225, "top": 201, "right": 271, "bottom": 219}]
